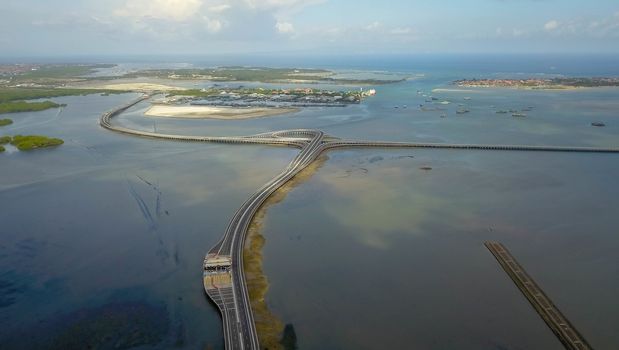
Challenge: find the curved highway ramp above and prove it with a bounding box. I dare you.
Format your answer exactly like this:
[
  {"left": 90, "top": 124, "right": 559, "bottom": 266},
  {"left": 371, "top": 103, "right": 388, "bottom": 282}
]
[{"left": 101, "top": 95, "right": 617, "bottom": 350}]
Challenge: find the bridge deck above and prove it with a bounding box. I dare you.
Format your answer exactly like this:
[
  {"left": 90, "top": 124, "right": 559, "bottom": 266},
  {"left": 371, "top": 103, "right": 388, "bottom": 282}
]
[
  {"left": 102, "top": 96, "right": 612, "bottom": 350},
  {"left": 485, "top": 241, "right": 592, "bottom": 350}
]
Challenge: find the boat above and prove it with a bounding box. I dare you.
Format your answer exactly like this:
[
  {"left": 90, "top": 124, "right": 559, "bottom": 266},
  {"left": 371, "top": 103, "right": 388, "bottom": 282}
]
[
  {"left": 591, "top": 122, "right": 606, "bottom": 127},
  {"left": 512, "top": 113, "right": 527, "bottom": 118}
]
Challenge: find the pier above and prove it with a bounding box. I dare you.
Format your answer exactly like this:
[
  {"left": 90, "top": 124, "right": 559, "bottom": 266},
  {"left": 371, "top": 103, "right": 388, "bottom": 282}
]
[{"left": 485, "top": 242, "right": 592, "bottom": 350}]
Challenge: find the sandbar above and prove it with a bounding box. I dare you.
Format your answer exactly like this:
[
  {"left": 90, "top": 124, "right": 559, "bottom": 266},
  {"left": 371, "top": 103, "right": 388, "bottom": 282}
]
[
  {"left": 99, "top": 83, "right": 187, "bottom": 92},
  {"left": 432, "top": 88, "right": 483, "bottom": 93},
  {"left": 145, "top": 105, "right": 299, "bottom": 120}
]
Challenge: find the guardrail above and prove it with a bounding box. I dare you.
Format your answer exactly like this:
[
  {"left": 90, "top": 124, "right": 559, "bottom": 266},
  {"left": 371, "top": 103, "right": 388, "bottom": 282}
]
[{"left": 100, "top": 97, "right": 616, "bottom": 350}]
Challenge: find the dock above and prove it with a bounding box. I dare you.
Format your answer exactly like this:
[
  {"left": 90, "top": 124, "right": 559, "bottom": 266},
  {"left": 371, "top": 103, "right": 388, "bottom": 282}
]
[{"left": 485, "top": 241, "right": 592, "bottom": 350}]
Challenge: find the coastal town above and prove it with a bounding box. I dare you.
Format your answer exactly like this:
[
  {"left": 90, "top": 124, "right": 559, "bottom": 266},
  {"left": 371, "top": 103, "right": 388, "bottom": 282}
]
[
  {"left": 160, "top": 87, "right": 377, "bottom": 108},
  {"left": 455, "top": 77, "right": 619, "bottom": 89}
]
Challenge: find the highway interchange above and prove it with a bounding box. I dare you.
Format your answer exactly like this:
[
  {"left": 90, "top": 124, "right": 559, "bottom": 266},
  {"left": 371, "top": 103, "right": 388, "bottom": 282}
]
[{"left": 101, "top": 95, "right": 619, "bottom": 350}]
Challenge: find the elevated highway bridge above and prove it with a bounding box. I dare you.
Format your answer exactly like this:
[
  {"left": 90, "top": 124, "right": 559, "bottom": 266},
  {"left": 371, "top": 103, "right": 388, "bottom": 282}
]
[{"left": 101, "top": 95, "right": 615, "bottom": 350}]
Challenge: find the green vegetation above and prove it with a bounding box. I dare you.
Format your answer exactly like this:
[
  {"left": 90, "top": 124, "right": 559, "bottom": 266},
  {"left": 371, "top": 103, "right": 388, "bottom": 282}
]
[
  {"left": 124, "top": 67, "right": 329, "bottom": 81},
  {"left": 11, "top": 64, "right": 115, "bottom": 83},
  {"left": 244, "top": 210, "right": 285, "bottom": 350},
  {"left": 244, "top": 157, "right": 327, "bottom": 350},
  {"left": 0, "top": 118, "right": 13, "bottom": 126},
  {"left": 10, "top": 135, "right": 64, "bottom": 151},
  {"left": 0, "top": 87, "right": 126, "bottom": 103},
  {"left": 0, "top": 136, "right": 10, "bottom": 144},
  {"left": 551, "top": 77, "right": 619, "bottom": 87},
  {"left": 0, "top": 87, "right": 129, "bottom": 115},
  {"left": 0, "top": 145, "right": 4, "bottom": 152},
  {"left": 0, "top": 101, "right": 63, "bottom": 114},
  {"left": 124, "top": 66, "right": 403, "bottom": 85}
]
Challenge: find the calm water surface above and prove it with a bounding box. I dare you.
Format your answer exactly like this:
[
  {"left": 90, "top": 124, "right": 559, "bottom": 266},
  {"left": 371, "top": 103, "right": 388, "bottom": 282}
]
[{"left": 1, "top": 61, "right": 619, "bottom": 349}]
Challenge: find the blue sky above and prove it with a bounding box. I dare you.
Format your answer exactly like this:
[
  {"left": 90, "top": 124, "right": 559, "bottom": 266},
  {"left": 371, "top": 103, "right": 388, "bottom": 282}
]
[{"left": 2, "top": 0, "right": 619, "bottom": 56}]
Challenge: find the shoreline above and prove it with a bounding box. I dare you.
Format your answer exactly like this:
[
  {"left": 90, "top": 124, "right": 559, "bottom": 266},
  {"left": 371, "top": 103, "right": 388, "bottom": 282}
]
[
  {"left": 454, "top": 85, "right": 582, "bottom": 91},
  {"left": 71, "top": 82, "right": 188, "bottom": 92},
  {"left": 144, "top": 105, "right": 299, "bottom": 120},
  {"left": 243, "top": 155, "right": 328, "bottom": 350}
]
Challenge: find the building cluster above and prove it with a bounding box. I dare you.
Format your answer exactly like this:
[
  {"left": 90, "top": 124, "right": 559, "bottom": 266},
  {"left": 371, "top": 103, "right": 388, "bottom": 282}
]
[
  {"left": 0, "top": 64, "right": 39, "bottom": 77},
  {"left": 164, "top": 87, "right": 366, "bottom": 107},
  {"left": 455, "top": 79, "right": 553, "bottom": 88}
]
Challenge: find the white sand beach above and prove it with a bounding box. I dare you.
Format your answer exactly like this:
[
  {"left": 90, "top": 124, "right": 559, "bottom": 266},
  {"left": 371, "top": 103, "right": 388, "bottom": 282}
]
[
  {"left": 144, "top": 105, "right": 299, "bottom": 120},
  {"left": 100, "top": 83, "right": 187, "bottom": 92}
]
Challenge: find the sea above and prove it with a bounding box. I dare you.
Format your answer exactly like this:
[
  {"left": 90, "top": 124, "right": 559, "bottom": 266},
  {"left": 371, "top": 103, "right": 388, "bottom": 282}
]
[{"left": 1, "top": 54, "right": 618, "bottom": 349}]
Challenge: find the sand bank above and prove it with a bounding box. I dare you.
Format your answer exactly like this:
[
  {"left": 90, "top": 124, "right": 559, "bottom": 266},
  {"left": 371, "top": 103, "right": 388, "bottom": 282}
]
[
  {"left": 144, "top": 105, "right": 299, "bottom": 120},
  {"left": 99, "top": 83, "right": 187, "bottom": 92},
  {"left": 432, "top": 88, "right": 483, "bottom": 93}
]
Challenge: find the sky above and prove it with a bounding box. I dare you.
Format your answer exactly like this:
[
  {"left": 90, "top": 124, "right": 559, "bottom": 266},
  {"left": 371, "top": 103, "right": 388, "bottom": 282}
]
[{"left": 1, "top": 0, "right": 619, "bottom": 57}]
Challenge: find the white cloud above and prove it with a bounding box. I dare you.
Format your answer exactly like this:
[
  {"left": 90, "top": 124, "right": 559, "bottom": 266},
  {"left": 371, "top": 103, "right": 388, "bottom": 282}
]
[
  {"left": 204, "top": 16, "right": 224, "bottom": 32},
  {"left": 275, "top": 21, "right": 294, "bottom": 34},
  {"left": 544, "top": 20, "right": 559, "bottom": 31},
  {"left": 112, "top": 0, "right": 325, "bottom": 40},
  {"left": 537, "top": 13, "right": 619, "bottom": 38},
  {"left": 208, "top": 4, "right": 231, "bottom": 13},
  {"left": 365, "top": 22, "right": 381, "bottom": 31},
  {"left": 243, "top": 0, "right": 323, "bottom": 10},
  {"left": 115, "top": 0, "right": 203, "bottom": 21}
]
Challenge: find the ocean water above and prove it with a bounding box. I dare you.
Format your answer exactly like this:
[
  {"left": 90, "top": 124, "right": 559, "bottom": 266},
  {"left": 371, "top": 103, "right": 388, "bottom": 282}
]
[{"left": 1, "top": 55, "right": 618, "bottom": 349}]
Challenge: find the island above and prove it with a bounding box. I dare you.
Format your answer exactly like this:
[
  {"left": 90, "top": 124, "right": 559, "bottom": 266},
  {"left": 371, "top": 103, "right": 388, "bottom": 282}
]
[
  {"left": 0, "top": 135, "right": 9, "bottom": 153},
  {"left": 0, "top": 87, "right": 126, "bottom": 115},
  {"left": 164, "top": 87, "right": 372, "bottom": 106},
  {"left": 0, "top": 64, "right": 386, "bottom": 124},
  {"left": 0, "top": 118, "right": 12, "bottom": 126},
  {"left": 0, "top": 63, "right": 114, "bottom": 86},
  {"left": 0, "top": 100, "right": 64, "bottom": 114},
  {"left": 454, "top": 77, "right": 619, "bottom": 89},
  {"left": 9, "top": 135, "right": 64, "bottom": 151},
  {"left": 1, "top": 64, "right": 405, "bottom": 88},
  {"left": 120, "top": 66, "right": 405, "bottom": 85}
]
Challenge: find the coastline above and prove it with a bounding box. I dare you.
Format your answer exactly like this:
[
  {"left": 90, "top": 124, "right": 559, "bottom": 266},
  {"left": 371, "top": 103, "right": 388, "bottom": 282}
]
[
  {"left": 243, "top": 155, "right": 328, "bottom": 350},
  {"left": 144, "top": 105, "right": 299, "bottom": 120},
  {"left": 71, "top": 82, "right": 187, "bottom": 92},
  {"left": 455, "top": 85, "right": 582, "bottom": 91}
]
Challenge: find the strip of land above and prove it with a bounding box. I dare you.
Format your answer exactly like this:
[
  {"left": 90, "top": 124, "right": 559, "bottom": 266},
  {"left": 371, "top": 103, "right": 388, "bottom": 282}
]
[
  {"left": 0, "top": 134, "right": 64, "bottom": 151},
  {"left": 0, "top": 87, "right": 128, "bottom": 115},
  {"left": 96, "top": 83, "right": 187, "bottom": 92},
  {"left": 145, "top": 105, "right": 299, "bottom": 120},
  {"left": 243, "top": 155, "right": 327, "bottom": 350},
  {"left": 454, "top": 77, "right": 619, "bottom": 90},
  {"left": 0, "top": 101, "right": 63, "bottom": 114}
]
